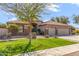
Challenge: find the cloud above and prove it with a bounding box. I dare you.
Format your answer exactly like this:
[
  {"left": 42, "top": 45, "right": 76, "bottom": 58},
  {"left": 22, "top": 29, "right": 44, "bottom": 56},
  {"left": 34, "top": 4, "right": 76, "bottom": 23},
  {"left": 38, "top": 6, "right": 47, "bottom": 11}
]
[
  {"left": 8, "top": 18, "right": 17, "bottom": 21},
  {"left": 46, "top": 4, "right": 60, "bottom": 12},
  {"left": 72, "top": 3, "right": 79, "bottom": 6}
]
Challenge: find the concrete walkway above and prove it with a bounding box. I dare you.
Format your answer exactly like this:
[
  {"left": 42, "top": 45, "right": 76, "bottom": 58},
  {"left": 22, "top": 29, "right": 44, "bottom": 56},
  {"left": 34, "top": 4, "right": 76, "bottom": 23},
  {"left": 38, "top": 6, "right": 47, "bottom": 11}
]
[
  {"left": 58, "top": 35, "right": 79, "bottom": 42},
  {"left": 21, "top": 44, "right": 79, "bottom": 56}
]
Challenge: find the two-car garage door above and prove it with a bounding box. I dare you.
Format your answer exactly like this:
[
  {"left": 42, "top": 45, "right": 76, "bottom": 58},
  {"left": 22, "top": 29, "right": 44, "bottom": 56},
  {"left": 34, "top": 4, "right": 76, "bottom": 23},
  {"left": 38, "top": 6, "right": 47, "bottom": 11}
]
[
  {"left": 57, "top": 28, "right": 70, "bottom": 36},
  {"left": 48, "top": 28, "right": 70, "bottom": 36}
]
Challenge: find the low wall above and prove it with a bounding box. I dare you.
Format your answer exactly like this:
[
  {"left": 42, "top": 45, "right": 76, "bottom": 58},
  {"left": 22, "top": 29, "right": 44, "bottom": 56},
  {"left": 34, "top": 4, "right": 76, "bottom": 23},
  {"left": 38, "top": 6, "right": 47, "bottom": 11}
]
[{"left": 0, "top": 28, "right": 8, "bottom": 36}]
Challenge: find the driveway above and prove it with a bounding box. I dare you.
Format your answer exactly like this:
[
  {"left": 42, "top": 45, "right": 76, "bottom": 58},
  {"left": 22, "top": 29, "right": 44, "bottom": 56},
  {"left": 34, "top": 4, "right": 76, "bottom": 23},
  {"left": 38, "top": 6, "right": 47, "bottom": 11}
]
[
  {"left": 64, "top": 51, "right": 79, "bottom": 56},
  {"left": 58, "top": 35, "right": 79, "bottom": 42},
  {"left": 20, "top": 44, "right": 79, "bottom": 56},
  {"left": 58, "top": 35, "right": 79, "bottom": 56}
]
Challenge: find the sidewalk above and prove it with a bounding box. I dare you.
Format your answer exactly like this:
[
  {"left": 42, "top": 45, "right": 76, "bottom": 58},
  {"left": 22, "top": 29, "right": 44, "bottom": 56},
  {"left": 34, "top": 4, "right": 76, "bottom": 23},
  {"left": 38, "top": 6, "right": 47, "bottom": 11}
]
[
  {"left": 58, "top": 35, "right": 79, "bottom": 42},
  {"left": 22, "top": 44, "right": 79, "bottom": 56}
]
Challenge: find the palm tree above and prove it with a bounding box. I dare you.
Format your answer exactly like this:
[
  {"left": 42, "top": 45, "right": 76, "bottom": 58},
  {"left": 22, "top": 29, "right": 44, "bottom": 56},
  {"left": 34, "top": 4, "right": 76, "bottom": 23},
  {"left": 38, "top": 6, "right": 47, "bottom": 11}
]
[
  {"left": 72, "top": 15, "right": 79, "bottom": 35},
  {"left": 51, "top": 16, "right": 69, "bottom": 24},
  {"left": 0, "top": 3, "right": 48, "bottom": 55},
  {"left": 0, "top": 3, "right": 47, "bottom": 38},
  {"left": 73, "top": 15, "right": 79, "bottom": 24}
]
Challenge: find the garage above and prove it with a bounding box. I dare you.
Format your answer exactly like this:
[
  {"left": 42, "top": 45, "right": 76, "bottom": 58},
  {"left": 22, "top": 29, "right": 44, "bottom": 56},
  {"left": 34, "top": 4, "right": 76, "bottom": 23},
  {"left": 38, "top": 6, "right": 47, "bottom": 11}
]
[
  {"left": 57, "top": 28, "right": 70, "bottom": 36},
  {"left": 48, "top": 27, "right": 70, "bottom": 36},
  {"left": 40, "top": 20, "right": 71, "bottom": 36}
]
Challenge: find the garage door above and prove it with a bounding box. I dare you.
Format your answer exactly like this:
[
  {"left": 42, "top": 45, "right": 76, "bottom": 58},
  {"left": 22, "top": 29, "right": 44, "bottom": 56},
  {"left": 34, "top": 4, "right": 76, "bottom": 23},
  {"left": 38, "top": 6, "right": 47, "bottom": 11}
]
[
  {"left": 48, "top": 28, "right": 55, "bottom": 36},
  {"left": 57, "top": 28, "right": 69, "bottom": 36}
]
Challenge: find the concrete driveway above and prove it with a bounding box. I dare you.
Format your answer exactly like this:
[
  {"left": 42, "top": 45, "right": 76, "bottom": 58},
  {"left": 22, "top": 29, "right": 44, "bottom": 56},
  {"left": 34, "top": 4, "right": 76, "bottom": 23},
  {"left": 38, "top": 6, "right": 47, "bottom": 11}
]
[
  {"left": 58, "top": 35, "right": 79, "bottom": 42},
  {"left": 64, "top": 51, "right": 79, "bottom": 56}
]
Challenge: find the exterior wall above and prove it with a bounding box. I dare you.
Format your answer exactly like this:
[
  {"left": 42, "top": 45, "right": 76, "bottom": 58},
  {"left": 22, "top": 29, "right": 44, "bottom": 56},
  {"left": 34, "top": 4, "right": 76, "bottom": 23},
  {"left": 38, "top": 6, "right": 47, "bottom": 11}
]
[
  {"left": 18, "top": 25, "right": 29, "bottom": 35},
  {"left": 0, "top": 28, "right": 8, "bottom": 36},
  {"left": 48, "top": 28, "right": 55, "bottom": 36},
  {"left": 38, "top": 26, "right": 45, "bottom": 32}
]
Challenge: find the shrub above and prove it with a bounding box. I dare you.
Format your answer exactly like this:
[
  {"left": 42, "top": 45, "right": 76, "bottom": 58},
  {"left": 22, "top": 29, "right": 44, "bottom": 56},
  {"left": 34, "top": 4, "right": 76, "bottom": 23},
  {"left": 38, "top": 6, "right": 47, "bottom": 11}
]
[
  {"left": 0, "top": 23, "right": 7, "bottom": 28},
  {"left": 7, "top": 24, "right": 19, "bottom": 35},
  {"left": 73, "top": 29, "right": 79, "bottom": 34}
]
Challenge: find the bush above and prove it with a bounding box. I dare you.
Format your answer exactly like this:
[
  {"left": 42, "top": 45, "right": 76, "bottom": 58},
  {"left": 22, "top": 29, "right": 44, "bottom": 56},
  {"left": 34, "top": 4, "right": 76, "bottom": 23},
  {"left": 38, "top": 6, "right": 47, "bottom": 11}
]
[
  {"left": 0, "top": 23, "right": 7, "bottom": 28},
  {"left": 73, "top": 29, "right": 79, "bottom": 34},
  {"left": 7, "top": 24, "right": 19, "bottom": 35}
]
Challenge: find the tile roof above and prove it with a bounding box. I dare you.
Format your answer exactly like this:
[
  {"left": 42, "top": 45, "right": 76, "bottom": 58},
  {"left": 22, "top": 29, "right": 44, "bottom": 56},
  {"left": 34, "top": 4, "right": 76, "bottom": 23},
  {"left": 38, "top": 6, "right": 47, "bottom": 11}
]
[
  {"left": 7, "top": 20, "right": 30, "bottom": 24},
  {"left": 7, "top": 20, "right": 70, "bottom": 27},
  {"left": 42, "top": 20, "right": 70, "bottom": 27}
]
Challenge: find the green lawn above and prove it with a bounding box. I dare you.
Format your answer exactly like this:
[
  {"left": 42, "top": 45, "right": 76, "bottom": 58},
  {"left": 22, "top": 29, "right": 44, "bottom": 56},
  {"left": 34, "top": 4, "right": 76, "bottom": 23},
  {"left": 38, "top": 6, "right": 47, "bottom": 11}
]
[{"left": 0, "top": 38, "right": 77, "bottom": 56}]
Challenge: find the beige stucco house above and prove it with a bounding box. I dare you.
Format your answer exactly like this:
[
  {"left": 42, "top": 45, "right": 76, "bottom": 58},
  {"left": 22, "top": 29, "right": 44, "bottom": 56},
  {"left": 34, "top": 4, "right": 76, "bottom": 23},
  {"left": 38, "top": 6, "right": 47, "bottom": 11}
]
[
  {"left": 7, "top": 20, "right": 72, "bottom": 36},
  {"left": 39, "top": 21, "right": 71, "bottom": 36}
]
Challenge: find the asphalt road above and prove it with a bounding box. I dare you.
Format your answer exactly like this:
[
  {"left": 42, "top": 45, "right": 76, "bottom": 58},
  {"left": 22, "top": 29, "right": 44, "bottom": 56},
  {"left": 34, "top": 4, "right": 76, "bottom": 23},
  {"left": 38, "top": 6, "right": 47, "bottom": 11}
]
[{"left": 64, "top": 51, "right": 79, "bottom": 56}]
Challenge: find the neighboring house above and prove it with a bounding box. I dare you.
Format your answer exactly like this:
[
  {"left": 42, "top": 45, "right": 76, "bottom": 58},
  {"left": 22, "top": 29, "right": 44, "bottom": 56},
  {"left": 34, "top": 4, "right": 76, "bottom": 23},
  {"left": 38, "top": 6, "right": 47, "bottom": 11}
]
[
  {"left": 0, "top": 28, "right": 8, "bottom": 36},
  {"left": 7, "top": 20, "right": 72, "bottom": 36}
]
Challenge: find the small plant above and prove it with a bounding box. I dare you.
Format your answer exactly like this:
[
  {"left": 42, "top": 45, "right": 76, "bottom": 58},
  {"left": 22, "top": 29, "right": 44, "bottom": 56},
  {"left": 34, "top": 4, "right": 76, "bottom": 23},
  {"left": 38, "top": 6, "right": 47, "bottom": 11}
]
[
  {"left": 73, "top": 29, "right": 79, "bottom": 35},
  {"left": 0, "top": 23, "right": 7, "bottom": 28},
  {"left": 7, "top": 24, "right": 19, "bottom": 35}
]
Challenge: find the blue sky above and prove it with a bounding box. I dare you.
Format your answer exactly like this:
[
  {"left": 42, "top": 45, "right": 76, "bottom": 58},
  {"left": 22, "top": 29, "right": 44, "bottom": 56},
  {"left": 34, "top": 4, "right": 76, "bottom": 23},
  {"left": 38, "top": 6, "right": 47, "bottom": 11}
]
[
  {"left": 41, "top": 3, "right": 79, "bottom": 28},
  {"left": 0, "top": 3, "right": 79, "bottom": 28}
]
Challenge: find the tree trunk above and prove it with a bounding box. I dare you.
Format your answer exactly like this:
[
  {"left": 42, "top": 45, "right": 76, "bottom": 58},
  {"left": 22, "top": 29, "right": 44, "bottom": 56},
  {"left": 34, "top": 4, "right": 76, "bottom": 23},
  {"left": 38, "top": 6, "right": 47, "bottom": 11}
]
[
  {"left": 28, "top": 25, "right": 33, "bottom": 39},
  {"left": 24, "top": 24, "right": 32, "bottom": 55}
]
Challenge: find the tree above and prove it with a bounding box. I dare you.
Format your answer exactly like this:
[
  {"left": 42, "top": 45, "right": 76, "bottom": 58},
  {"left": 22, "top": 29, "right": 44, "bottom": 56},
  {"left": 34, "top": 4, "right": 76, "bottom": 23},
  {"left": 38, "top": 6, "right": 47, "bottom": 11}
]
[
  {"left": 73, "top": 15, "right": 79, "bottom": 24},
  {"left": 0, "top": 3, "right": 47, "bottom": 38},
  {"left": 51, "top": 16, "right": 69, "bottom": 24},
  {"left": 0, "top": 3, "right": 48, "bottom": 55},
  {"left": 1, "top": 3, "right": 47, "bottom": 38}
]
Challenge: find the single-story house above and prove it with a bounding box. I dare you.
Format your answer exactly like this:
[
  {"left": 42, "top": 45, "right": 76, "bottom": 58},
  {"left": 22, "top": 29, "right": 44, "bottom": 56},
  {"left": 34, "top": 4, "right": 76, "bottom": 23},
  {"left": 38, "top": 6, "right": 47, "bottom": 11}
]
[
  {"left": 7, "top": 20, "right": 42, "bottom": 35},
  {"left": 7, "top": 20, "right": 72, "bottom": 36},
  {"left": 39, "top": 21, "right": 72, "bottom": 36}
]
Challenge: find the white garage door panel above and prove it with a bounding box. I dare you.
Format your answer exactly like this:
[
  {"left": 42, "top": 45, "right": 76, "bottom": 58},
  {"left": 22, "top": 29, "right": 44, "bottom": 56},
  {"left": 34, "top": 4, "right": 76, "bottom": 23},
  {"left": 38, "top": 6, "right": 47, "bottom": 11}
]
[
  {"left": 58, "top": 29, "right": 69, "bottom": 35},
  {"left": 48, "top": 28, "right": 55, "bottom": 36}
]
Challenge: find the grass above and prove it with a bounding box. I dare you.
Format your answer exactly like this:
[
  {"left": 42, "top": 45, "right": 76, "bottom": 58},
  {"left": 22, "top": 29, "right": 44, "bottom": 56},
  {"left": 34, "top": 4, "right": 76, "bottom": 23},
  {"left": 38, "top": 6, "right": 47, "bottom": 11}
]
[{"left": 0, "top": 38, "right": 77, "bottom": 56}]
